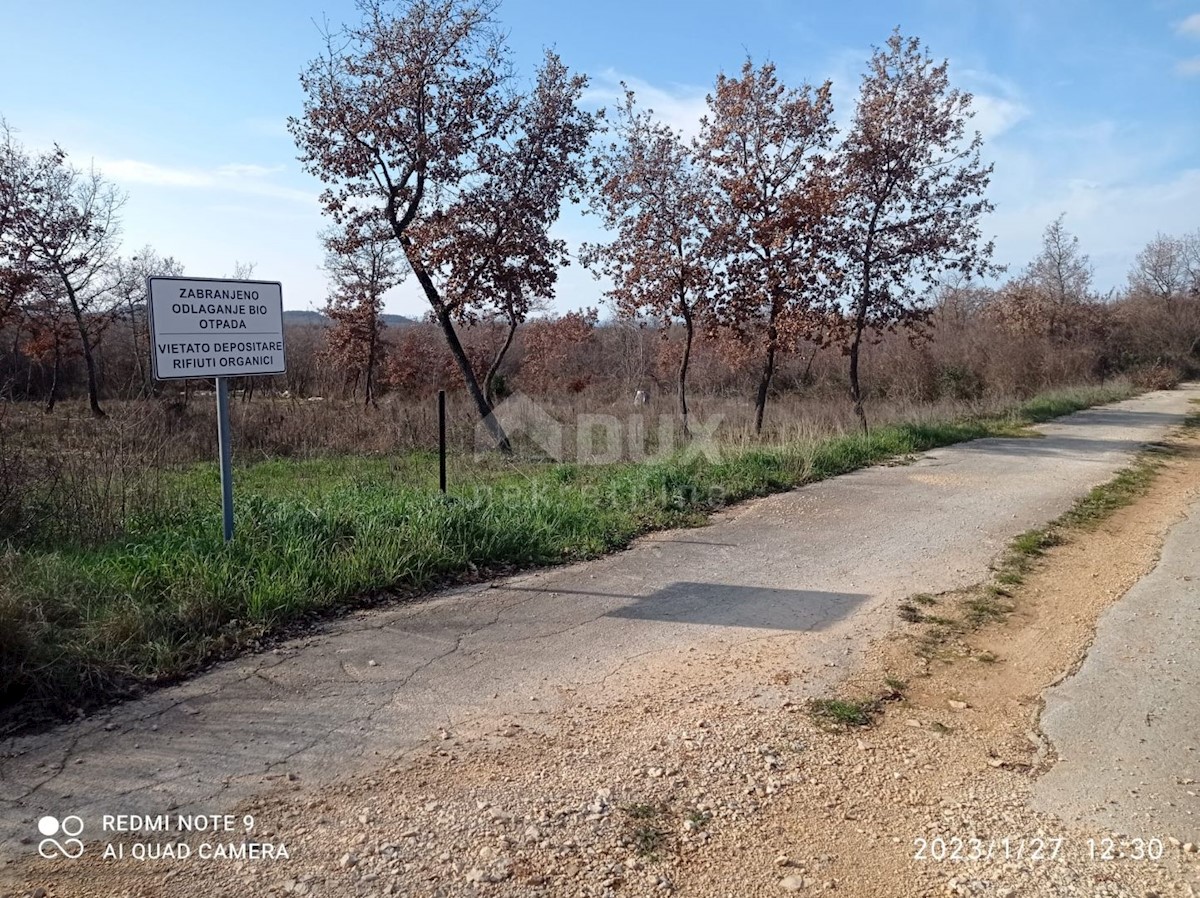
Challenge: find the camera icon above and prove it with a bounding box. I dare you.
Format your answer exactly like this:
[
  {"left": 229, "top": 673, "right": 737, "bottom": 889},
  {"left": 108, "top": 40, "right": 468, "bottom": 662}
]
[{"left": 37, "top": 815, "right": 85, "bottom": 859}]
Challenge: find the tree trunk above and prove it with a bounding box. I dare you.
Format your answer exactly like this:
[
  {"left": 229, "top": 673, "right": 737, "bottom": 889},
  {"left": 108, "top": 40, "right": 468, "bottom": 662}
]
[
  {"left": 364, "top": 315, "right": 378, "bottom": 409},
  {"left": 128, "top": 299, "right": 148, "bottom": 397},
  {"left": 484, "top": 309, "right": 518, "bottom": 409},
  {"left": 848, "top": 295, "right": 869, "bottom": 435},
  {"left": 850, "top": 229, "right": 875, "bottom": 436},
  {"left": 753, "top": 338, "right": 776, "bottom": 436},
  {"left": 404, "top": 243, "right": 511, "bottom": 452},
  {"left": 77, "top": 328, "right": 104, "bottom": 416},
  {"left": 44, "top": 342, "right": 60, "bottom": 413},
  {"left": 677, "top": 303, "right": 693, "bottom": 439},
  {"left": 62, "top": 282, "right": 105, "bottom": 417},
  {"left": 801, "top": 344, "right": 819, "bottom": 386}
]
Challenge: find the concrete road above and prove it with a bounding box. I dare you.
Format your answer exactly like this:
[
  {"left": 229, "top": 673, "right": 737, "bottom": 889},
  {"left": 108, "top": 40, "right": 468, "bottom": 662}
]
[
  {"left": 1, "top": 386, "right": 1195, "bottom": 858},
  {"left": 1034, "top": 476, "right": 1200, "bottom": 842}
]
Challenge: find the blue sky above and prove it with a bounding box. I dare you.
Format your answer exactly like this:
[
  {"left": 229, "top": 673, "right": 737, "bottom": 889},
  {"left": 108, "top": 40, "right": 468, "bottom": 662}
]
[{"left": 2, "top": 0, "right": 1197, "bottom": 316}]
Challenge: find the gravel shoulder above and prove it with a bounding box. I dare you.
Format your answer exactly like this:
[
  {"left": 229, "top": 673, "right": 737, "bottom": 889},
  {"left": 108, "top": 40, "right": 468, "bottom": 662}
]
[{"left": 2, "top": 386, "right": 1198, "bottom": 898}]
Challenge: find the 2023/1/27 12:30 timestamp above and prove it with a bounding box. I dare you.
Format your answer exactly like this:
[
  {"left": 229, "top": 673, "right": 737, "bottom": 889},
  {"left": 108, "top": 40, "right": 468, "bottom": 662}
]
[
  {"left": 913, "top": 836, "right": 1167, "bottom": 863},
  {"left": 1088, "top": 837, "right": 1166, "bottom": 861}
]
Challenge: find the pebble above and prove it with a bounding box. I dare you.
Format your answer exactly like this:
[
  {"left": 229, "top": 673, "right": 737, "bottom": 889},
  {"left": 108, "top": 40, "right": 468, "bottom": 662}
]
[{"left": 780, "top": 874, "right": 809, "bottom": 891}]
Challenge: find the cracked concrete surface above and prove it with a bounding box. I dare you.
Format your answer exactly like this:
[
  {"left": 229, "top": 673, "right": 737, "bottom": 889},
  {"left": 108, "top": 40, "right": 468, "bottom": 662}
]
[
  {"left": 0, "top": 386, "right": 1194, "bottom": 859},
  {"left": 1033, "top": 464, "right": 1200, "bottom": 841}
]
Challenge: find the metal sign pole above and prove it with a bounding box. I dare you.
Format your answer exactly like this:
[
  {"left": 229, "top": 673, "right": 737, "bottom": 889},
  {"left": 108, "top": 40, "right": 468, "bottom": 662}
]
[
  {"left": 216, "top": 377, "right": 235, "bottom": 542},
  {"left": 146, "top": 276, "right": 286, "bottom": 544}
]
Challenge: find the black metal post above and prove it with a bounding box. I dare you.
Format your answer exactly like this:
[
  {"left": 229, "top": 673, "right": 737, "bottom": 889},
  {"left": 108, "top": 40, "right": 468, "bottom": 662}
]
[{"left": 438, "top": 389, "right": 447, "bottom": 494}]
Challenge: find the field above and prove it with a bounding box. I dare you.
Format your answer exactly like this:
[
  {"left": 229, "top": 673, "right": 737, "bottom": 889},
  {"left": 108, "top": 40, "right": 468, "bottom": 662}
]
[{"left": 0, "top": 381, "right": 1137, "bottom": 731}]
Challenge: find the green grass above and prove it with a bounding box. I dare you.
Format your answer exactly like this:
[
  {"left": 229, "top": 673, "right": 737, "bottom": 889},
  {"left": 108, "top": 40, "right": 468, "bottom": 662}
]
[
  {"left": 0, "top": 383, "right": 1138, "bottom": 728},
  {"left": 807, "top": 696, "right": 881, "bottom": 728},
  {"left": 991, "top": 449, "right": 1166, "bottom": 591}
]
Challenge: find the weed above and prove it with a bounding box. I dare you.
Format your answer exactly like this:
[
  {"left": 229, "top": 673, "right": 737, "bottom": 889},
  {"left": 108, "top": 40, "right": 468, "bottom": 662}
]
[
  {"left": 898, "top": 603, "right": 924, "bottom": 623},
  {"left": 911, "top": 593, "right": 938, "bottom": 606},
  {"left": 629, "top": 824, "right": 668, "bottom": 858},
  {"left": 883, "top": 677, "right": 908, "bottom": 695},
  {"left": 807, "top": 697, "right": 880, "bottom": 728},
  {"left": 622, "top": 802, "right": 662, "bottom": 821},
  {"left": 621, "top": 802, "right": 669, "bottom": 858},
  {"left": 962, "top": 595, "right": 1010, "bottom": 627}
]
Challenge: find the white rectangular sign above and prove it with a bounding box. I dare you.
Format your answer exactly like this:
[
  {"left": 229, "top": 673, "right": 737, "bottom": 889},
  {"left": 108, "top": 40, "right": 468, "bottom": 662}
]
[{"left": 147, "top": 277, "right": 286, "bottom": 381}]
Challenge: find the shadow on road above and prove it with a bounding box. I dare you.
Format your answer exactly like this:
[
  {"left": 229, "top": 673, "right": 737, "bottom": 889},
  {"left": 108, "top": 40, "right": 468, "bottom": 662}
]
[
  {"left": 955, "top": 407, "right": 1186, "bottom": 460},
  {"left": 496, "top": 583, "right": 867, "bottom": 631}
]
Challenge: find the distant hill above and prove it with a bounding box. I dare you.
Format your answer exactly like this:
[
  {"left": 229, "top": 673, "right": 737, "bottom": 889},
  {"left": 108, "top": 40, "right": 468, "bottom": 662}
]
[{"left": 283, "top": 310, "right": 416, "bottom": 328}]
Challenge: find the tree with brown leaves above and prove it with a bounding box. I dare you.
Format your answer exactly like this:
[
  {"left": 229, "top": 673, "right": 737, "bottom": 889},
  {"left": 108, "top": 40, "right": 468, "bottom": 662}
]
[
  {"left": 19, "top": 290, "right": 77, "bottom": 412},
  {"left": 441, "top": 51, "right": 594, "bottom": 409},
  {"left": 322, "top": 225, "right": 401, "bottom": 407},
  {"left": 698, "top": 61, "right": 839, "bottom": 434},
  {"left": 520, "top": 308, "right": 598, "bottom": 395},
  {"left": 0, "top": 122, "right": 42, "bottom": 330},
  {"left": 18, "top": 151, "right": 125, "bottom": 417},
  {"left": 584, "top": 88, "right": 715, "bottom": 437},
  {"left": 290, "top": 0, "right": 596, "bottom": 451},
  {"left": 838, "top": 31, "right": 997, "bottom": 433}
]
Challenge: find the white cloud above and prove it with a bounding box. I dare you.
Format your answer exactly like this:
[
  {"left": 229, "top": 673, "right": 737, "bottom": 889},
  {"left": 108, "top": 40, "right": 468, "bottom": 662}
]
[
  {"left": 1175, "top": 56, "right": 1200, "bottom": 76},
  {"left": 955, "top": 68, "right": 1029, "bottom": 140},
  {"left": 969, "top": 93, "right": 1030, "bottom": 139},
  {"left": 587, "top": 69, "right": 709, "bottom": 140},
  {"left": 217, "top": 163, "right": 286, "bottom": 179},
  {"left": 985, "top": 142, "right": 1200, "bottom": 291},
  {"left": 96, "top": 159, "right": 211, "bottom": 188},
  {"left": 1176, "top": 13, "right": 1200, "bottom": 36},
  {"left": 95, "top": 157, "right": 315, "bottom": 205}
]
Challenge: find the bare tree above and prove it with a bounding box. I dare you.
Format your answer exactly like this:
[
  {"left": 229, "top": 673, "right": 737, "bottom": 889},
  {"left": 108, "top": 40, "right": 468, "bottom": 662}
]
[
  {"left": 1128, "top": 231, "right": 1190, "bottom": 302},
  {"left": 837, "top": 31, "right": 997, "bottom": 433},
  {"left": 698, "top": 60, "right": 838, "bottom": 434},
  {"left": 112, "top": 247, "right": 184, "bottom": 396},
  {"left": 1025, "top": 213, "right": 1092, "bottom": 305},
  {"left": 585, "top": 87, "right": 715, "bottom": 436},
  {"left": 229, "top": 260, "right": 257, "bottom": 280},
  {"left": 289, "top": 0, "right": 596, "bottom": 451}
]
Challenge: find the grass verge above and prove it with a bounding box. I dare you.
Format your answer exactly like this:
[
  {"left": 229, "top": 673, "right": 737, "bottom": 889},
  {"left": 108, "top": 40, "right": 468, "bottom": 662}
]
[{"left": 0, "top": 383, "right": 1137, "bottom": 730}]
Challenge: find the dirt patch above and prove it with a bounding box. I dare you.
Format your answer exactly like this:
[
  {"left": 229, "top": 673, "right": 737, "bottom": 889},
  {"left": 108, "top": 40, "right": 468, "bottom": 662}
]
[{"left": 8, "top": 432, "right": 1200, "bottom": 898}]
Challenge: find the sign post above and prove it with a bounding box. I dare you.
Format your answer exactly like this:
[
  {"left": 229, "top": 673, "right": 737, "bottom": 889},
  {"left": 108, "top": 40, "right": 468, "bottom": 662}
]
[
  {"left": 215, "top": 377, "right": 235, "bottom": 541},
  {"left": 147, "top": 276, "right": 287, "bottom": 543}
]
